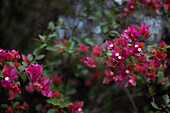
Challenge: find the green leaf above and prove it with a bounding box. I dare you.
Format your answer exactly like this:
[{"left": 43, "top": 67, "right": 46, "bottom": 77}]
[
  {"left": 147, "top": 44, "right": 158, "bottom": 52},
  {"left": 49, "top": 32, "right": 59, "bottom": 38},
  {"left": 0, "top": 104, "right": 8, "bottom": 109},
  {"left": 57, "top": 44, "right": 67, "bottom": 49},
  {"left": 36, "top": 55, "right": 45, "bottom": 60},
  {"left": 27, "top": 54, "right": 33, "bottom": 61},
  {"left": 109, "top": 31, "right": 120, "bottom": 37},
  {"left": 47, "top": 109, "right": 58, "bottom": 113},
  {"left": 46, "top": 46, "right": 57, "bottom": 51},
  {"left": 151, "top": 102, "right": 160, "bottom": 110},
  {"left": 163, "top": 95, "right": 170, "bottom": 105},
  {"left": 48, "top": 21, "right": 55, "bottom": 30},
  {"left": 33, "top": 48, "right": 39, "bottom": 56},
  {"left": 18, "top": 66, "right": 25, "bottom": 73},
  {"left": 39, "top": 34, "right": 46, "bottom": 41},
  {"left": 157, "top": 71, "right": 164, "bottom": 82},
  {"left": 102, "top": 25, "right": 109, "bottom": 33},
  {"left": 145, "top": 53, "right": 155, "bottom": 59},
  {"left": 39, "top": 44, "right": 47, "bottom": 49},
  {"left": 0, "top": 71, "right": 3, "bottom": 78},
  {"left": 22, "top": 62, "right": 28, "bottom": 67},
  {"left": 58, "top": 18, "right": 64, "bottom": 24},
  {"left": 67, "top": 38, "right": 72, "bottom": 48},
  {"left": 106, "top": 51, "right": 113, "bottom": 56},
  {"left": 21, "top": 72, "right": 27, "bottom": 82}
]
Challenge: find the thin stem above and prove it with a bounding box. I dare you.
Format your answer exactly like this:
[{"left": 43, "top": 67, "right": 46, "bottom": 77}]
[{"left": 124, "top": 87, "right": 138, "bottom": 113}]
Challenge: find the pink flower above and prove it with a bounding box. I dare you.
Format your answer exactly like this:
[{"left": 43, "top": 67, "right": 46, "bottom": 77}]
[
  {"left": 78, "top": 43, "right": 89, "bottom": 53},
  {"left": 92, "top": 45, "right": 103, "bottom": 57},
  {"left": 129, "top": 42, "right": 145, "bottom": 56},
  {"left": 53, "top": 74, "right": 63, "bottom": 85},
  {"left": 84, "top": 57, "right": 96, "bottom": 68},
  {"left": 21, "top": 102, "right": 29, "bottom": 111},
  {"left": 0, "top": 48, "right": 8, "bottom": 62},
  {"left": 25, "top": 64, "right": 43, "bottom": 81},
  {"left": 8, "top": 84, "right": 21, "bottom": 100},
  {"left": 25, "top": 84, "right": 35, "bottom": 93},
  {"left": 5, "top": 108, "right": 13, "bottom": 113},
  {"left": 160, "top": 77, "right": 168, "bottom": 85},
  {"left": 112, "top": 49, "right": 125, "bottom": 64},
  {"left": 136, "top": 23, "right": 152, "bottom": 39},
  {"left": 154, "top": 52, "right": 167, "bottom": 61},
  {"left": 121, "top": 25, "right": 142, "bottom": 41},
  {"left": 125, "top": 74, "right": 137, "bottom": 87},
  {"left": 7, "top": 50, "right": 20, "bottom": 61},
  {"left": 68, "top": 101, "right": 84, "bottom": 113},
  {"left": 105, "top": 40, "right": 115, "bottom": 51},
  {"left": 105, "top": 59, "right": 119, "bottom": 68},
  {"left": 22, "top": 54, "right": 31, "bottom": 64},
  {"left": 103, "top": 67, "right": 114, "bottom": 84},
  {"left": 135, "top": 64, "right": 148, "bottom": 75}
]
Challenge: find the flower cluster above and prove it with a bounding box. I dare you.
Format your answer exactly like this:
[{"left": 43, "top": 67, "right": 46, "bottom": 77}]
[
  {"left": 102, "top": 23, "right": 169, "bottom": 87},
  {"left": 0, "top": 49, "right": 21, "bottom": 100},
  {"left": 124, "top": 0, "right": 170, "bottom": 15}
]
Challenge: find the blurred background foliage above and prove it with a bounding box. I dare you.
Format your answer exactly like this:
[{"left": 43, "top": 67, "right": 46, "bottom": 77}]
[{"left": 0, "top": 0, "right": 170, "bottom": 113}]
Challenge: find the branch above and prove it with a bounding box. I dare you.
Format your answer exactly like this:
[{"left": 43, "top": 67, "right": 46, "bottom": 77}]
[{"left": 124, "top": 87, "right": 138, "bottom": 113}]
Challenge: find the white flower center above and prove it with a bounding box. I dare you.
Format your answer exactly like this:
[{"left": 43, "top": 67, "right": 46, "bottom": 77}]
[
  {"left": 135, "top": 45, "right": 138, "bottom": 48},
  {"left": 138, "top": 48, "right": 142, "bottom": 51},
  {"left": 130, "top": 5, "right": 134, "bottom": 9},
  {"left": 115, "top": 53, "right": 119, "bottom": 56},
  {"left": 0, "top": 50, "right": 2, "bottom": 52},
  {"left": 125, "top": 30, "right": 127, "bottom": 32},
  {"left": 110, "top": 44, "right": 114, "bottom": 48},
  {"left": 126, "top": 70, "right": 129, "bottom": 74},
  {"left": 78, "top": 108, "right": 82, "bottom": 112},
  {"left": 5, "top": 77, "right": 9, "bottom": 81},
  {"left": 118, "top": 56, "right": 122, "bottom": 59}
]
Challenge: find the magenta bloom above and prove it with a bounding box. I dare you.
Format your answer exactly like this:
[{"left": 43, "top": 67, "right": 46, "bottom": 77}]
[
  {"left": 25, "top": 64, "right": 43, "bottom": 81},
  {"left": 25, "top": 84, "right": 35, "bottom": 93},
  {"left": 1, "top": 64, "right": 17, "bottom": 88},
  {"left": 136, "top": 23, "right": 152, "bottom": 39},
  {"left": 53, "top": 74, "right": 63, "bottom": 85},
  {"left": 22, "top": 54, "right": 31, "bottom": 64},
  {"left": 125, "top": 74, "right": 137, "bottom": 87},
  {"left": 5, "top": 108, "right": 13, "bottom": 113},
  {"left": 8, "top": 84, "right": 21, "bottom": 100},
  {"left": 92, "top": 45, "right": 103, "bottom": 57},
  {"left": 103, "top": 67, "right": 114, "bottom": 84},
  {"left": 112, "top": 50, "right": 125, "bottom": 64},
  {"left": 125, "top": 1, "right": 136, "bottom": 12},
  {"left": 69, "top": 101, "right": 84, "bottom": 113},
  {"left": 129, "top": 42, "right": 145, "bottom": 56},
  {"left": 7, "top": 49, "right": 20, "bottom": 61},
  {"left": 121, "top": 25, "right": 142, "bottom": 41},
  {"left": 0, "top": 49, "right": 8, "bottom": 62},
  {"left": 21, "top": 102, "right": 29, "bottom": 111},
  {"left": 106, "top": 40, "right": 115, "bottom": 50},
  {"left": 84, "top": 57, "right": 96, "bottom": 68},
  {"left": 78, "top": 43, "right": 89, "bottom": 53}
]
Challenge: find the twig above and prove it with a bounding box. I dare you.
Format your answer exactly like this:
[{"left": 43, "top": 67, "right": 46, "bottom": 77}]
[{"left": 124, "top": 87, "right": 138, "bottom": 113}]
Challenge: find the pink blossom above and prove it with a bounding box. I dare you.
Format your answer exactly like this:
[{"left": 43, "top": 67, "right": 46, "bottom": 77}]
[
  {"left": 78, "top": 43, "right": 89, "bottom": 53},
  {"left": 105, "top": 40, "right": 115, "bottom": 51},
  {"left": 7, "top": 50, "right": 20, "bottom": 61},
  {"left": 84, "top": 57, "right": 96, "bottom": 68},
  {"left": 22, "top": 54, "right": 31, "bottom": 64},
  {"left": 25, "top": 84, "right": 35, "bottom": 93},
  {"left": 161, "top": 77, "right": 168, "bottom": 85},
  {"left": 0, "top": 48, "right": 8, "bottom": 62},
  {"left": 53, "top": 74, "right": 63, "bottom": 85},
  {"left": 92, "top": 45, "right": 103, "bottom": 57},
  {"left": 129, "top": 42, "right": 145, "bottom": 56},
  {"left": 68, "top": 101, "right": 84, "bottom": 113},
  {"left": 21, "top": 102, "right": 29, "bottom": 111},
  {"left": 103, "top": 67, "right": 114, "bottom": 84},
  {"left": 25, "top": 64, "right": 43, "bottom": 81},
  {"left": 5, "top": 108, "right": 13, "bottom": 113},
  {"left": 125, "top": 74, "right": 137, "bottom": 87},
  {"left": 8, "top": 84, "right": 21, "bottom": 100},
  {"left": 105, "top": 59, "right": 119, "bottom": 67},
  {"left": 136, "top": 23, "right": 152, "bottom": 39}
]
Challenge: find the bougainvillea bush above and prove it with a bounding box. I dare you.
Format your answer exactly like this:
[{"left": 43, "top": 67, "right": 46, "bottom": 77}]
[{"left": 0, "top": 0, "right": 170, "bottom": 113}]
